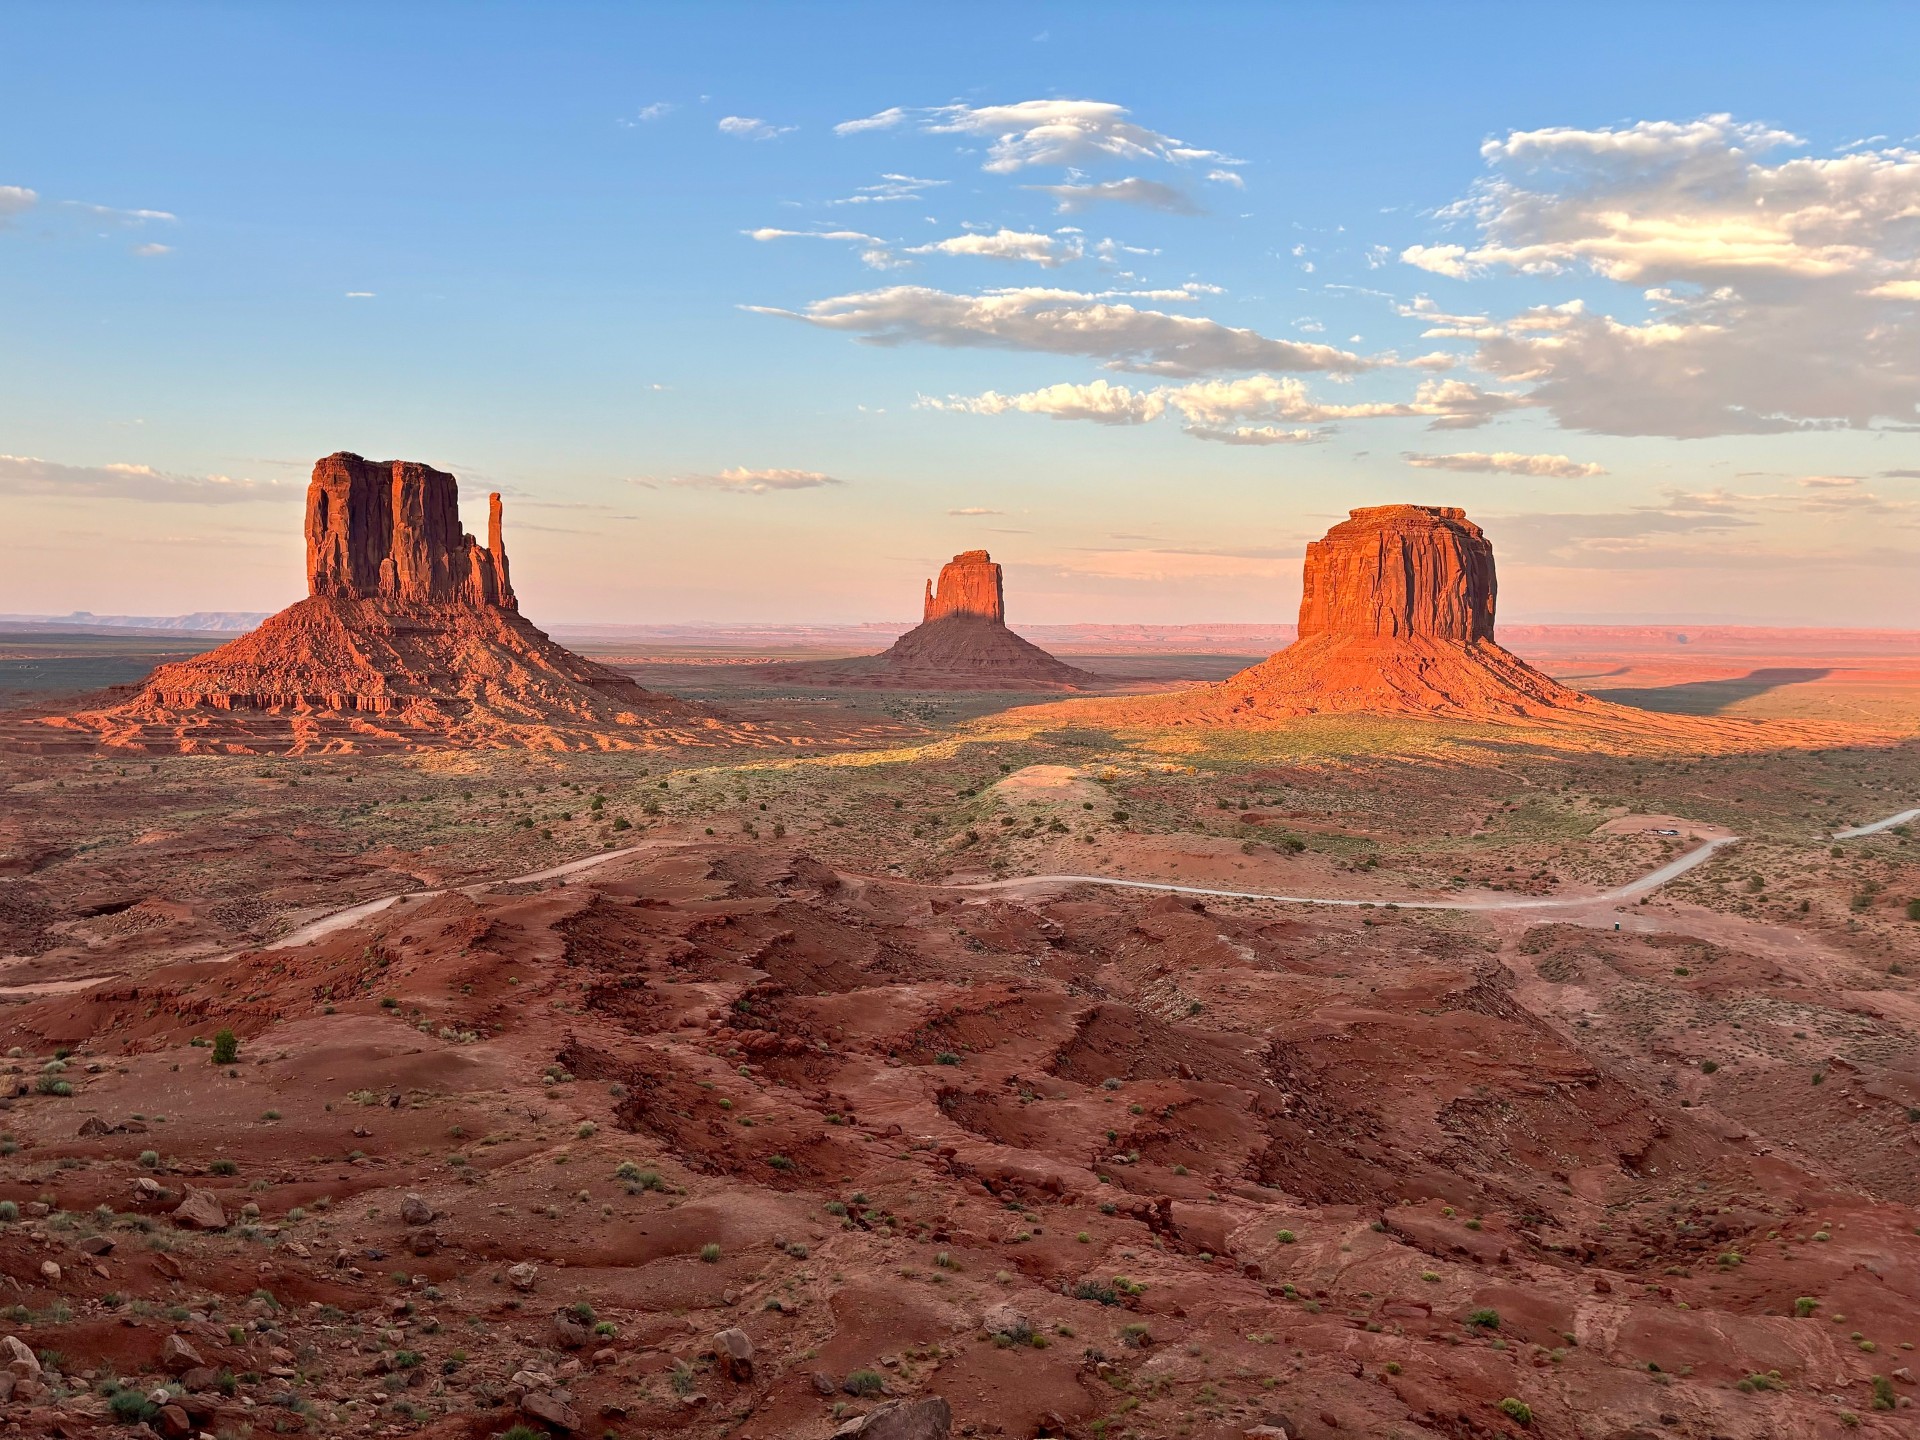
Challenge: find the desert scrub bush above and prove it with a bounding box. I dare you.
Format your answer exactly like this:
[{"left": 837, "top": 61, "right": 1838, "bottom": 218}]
[
  {"left": 1496, "top": 1397, "right": 1532, "bottom": 1426},
  {"left": 209, "top": 1159, "right": 237, "bottom": 1176},
  {"left": 211, "top": 1029, "right": 239, "bottom": 1065},
  {"left": 844, "top": 1369, "right": 886, "bottom": 1396},
  {"left": 1467, "top": 1308, "right": 1500, "bottom": 1330},
  {"left": 699, "top": 1242, "right": 722, "bottom": 1263},
  {"left": 1794, "top": 1296, "right": 1819, "bottom": 1317},
  {"left": 138, "top": 1150, "right": 160, "bottom": 1170},
  {"left": 1275, "top": 1229, "right": 1296, "bottom": 1244}
]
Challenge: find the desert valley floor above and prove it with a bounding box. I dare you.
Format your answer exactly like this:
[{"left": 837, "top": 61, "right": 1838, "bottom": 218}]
[{"left": 0, "top": 623, "right": 1917, "bottom": 1440}]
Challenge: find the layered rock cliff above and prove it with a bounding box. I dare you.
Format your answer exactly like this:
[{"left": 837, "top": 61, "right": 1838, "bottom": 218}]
[
  {"left": 1297, "top": 505, "right": 1494, "bottom": 643},
  {"left": 306, "top": 453, "right": 515, "bottom": 609}
]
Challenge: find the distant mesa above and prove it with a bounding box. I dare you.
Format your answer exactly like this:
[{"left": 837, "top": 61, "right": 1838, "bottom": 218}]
[
  {"left": 759, "top": 549, "right": 1100, "bottom": 691},
  {"left": 41, "top": 452, "right": 728, "bottom": 752},
  {"left": 1206, "top": 504, "right": 1597, "bottom": 719}
]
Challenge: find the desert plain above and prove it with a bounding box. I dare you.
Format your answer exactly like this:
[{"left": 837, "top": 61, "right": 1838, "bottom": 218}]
[{"left": 0, "top": 494, "right": 1917, "bottom": 1440}]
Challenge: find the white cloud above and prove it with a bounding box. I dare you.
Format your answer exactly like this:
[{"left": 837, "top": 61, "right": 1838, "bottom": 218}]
[
  {"left": 0, "top": 185, "right": 36, "bottom": 222},
  {"left": 635, "top": 102, "right": 673, "bottom": 122},
  {"left": 1206, "top": 169, "right": 1245, "bottom": 189},
  {"left": 921, "top": 373, "right": 1521, "bottom": 441},
  {"left": 1403, "top": 115, "right": 1920, "bottom": 436},
  {"left": 1404, "top": 450, "right": 1608, "bottom": 479},
  {"left": 1162, "top": 374, "right": 1522, "bottom": 428},
  {"left": 718, "top": 116, "right": 794, "bottom": 141},
  {"left": 748, "top": 285, "right": 1369, "bottom": 376},
  {"left": 668, "top": 466, "right": 840, "bottom": 493},
  {"left": 748, "top": 227, "right": 884, "bottom": 244},
  {"left": 1028, "top": 177, "right": 1199, "bottom": 214},
  {"left": 837, "top": 99, "right": 1239, "bottom": 175},
  {"left": 833, "top": 107, "right": 909, "bottom": 136},
  {"left": 922, "top": 379, "right": 1166, "bottom": 425},
  {"left": 132, "top": 242, "right": 172, "bottom": 257},
  {"left": 345, "top": 291, "right": 375, "bottom": 298},
  {"left": 829, "top": 173, "right": 947, "bottom": 205},
  {"left": 904, "top": 228, "right": 1084, "bottom": 267},
  {"left": 0, "top": 455, "right": 291, "bottom": 503},
  {"left": 66, "top": 200, "right": 176, "bottom": 225},
  {"left": 1400, "top": 243, "right": 1474, "bottom": 278},
  {"left": 1184, "top": 425, "right": 1322, "bottom": 446},
  {"left": 949, "top": 506, "right": 1003, "bottom": 515}
]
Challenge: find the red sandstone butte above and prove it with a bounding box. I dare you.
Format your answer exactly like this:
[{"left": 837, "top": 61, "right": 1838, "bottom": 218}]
[
  {"left": 1212, "top": 504, "right": 1596, "bottom": 719},
  {"left": 51, "top": 452, "right": 722, "bottom": 752},
  {"left": 923, "top": 549, "right": 1005, "bottom": 624},
  {"left": 761, "top": 550, "right": 1098, "bottom": 690},
  {"left": 306, "top": 453, "right": 515, "bottom": 609}
]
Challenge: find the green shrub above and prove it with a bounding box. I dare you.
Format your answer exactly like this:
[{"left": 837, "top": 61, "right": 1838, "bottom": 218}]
[
  {"left": 844, "top": 1369, "right": 886, "bottom": 1396},
  {"left": 1468, "top": 1308, "right": 1500, "bottom": 1330},
  {"left": 1497, "top": 1397, "right": 1532, "bottom": 1426},
  {"left": 699, "top": 1242, "right": 722, "bottom": 1263},
  {"left": 211, "top": 1029, "right": 239, "bottom": 1065}
]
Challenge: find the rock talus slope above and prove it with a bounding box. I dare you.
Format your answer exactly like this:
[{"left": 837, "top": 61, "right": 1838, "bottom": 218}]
[{"left": 42, "top": 453, "right": 730, "bottom": 752}]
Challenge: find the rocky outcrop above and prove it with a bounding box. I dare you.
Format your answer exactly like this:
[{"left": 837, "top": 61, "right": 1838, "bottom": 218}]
[
  {"left": 1296, "top": 505, "right": 1493, "bottom": 644},
  {"left": 306, "top": 453, "right": 514, "bottom": 609},
  {"left": 758, "top": 550, "right": 1099, "bottom": 691},
  {"left": 51, "top": 453, "right": 731, "bottom": 752},
  {"left": 923, "top": 550, "right": 1004, "bottom": 624},
  {"left": 1199, "top": 504, "right": 1592, "bottom": 719}
]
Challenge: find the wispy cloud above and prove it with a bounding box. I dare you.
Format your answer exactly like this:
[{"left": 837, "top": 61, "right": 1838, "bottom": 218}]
[
  {"left": 718, "top": 115, "right": 794, "bottom": 141},
  {"left": 922, "top": 372, "right": 1522, "bottom": 442},
  {"left": 834, "top": 99, "right": 1239, "bottom": 176},
  {"left": 1028, "top": 177, "right": 1200, "bottom": 215},
  {"left": 949, "top": 506, "right": 1003, "bottom": 516},
  {"left": 0, "top": 185, "right": 36, "bottom": 223},
  {"left": 828, "top": 173, "right": 947, "bottom": 206},
  {"left": 0, "top": 455, "right": 293, "bottom": 504},
  {"left": 749, "top": 285, "right": 1368, "bottom": 377},
  {"left": 1404, "top": 450, "right": 1607, "bottom": 479},
  {"left": 904, "top": 228, "right": 1084, "bottom": 268},
  {"left": 656, "top": 466, "right": 842, "bottom": 494}
]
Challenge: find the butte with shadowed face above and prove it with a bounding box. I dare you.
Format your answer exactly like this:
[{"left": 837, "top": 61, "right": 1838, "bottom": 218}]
[
  {"left": 38, "top": 453, "right": 729, "bottom": 752},
  {"left": 755, "top": 549, "right": 1099, "bottom": 690}
]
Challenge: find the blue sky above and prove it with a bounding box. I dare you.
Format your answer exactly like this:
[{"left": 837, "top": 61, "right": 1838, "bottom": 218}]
[{"left": 3, "top": 2, "right": 1917, "bottom": 625}]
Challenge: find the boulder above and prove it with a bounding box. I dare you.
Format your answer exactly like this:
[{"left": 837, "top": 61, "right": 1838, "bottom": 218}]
[
  {"left": 550, "top": 1309, "right": 592, "bottom": 1349},
  {"left": 76, "top": 1115, "right": 112, "bottom": 1137},
  {"left": 832, "top": 1395, "right": 953, "bottom": 1439},
  {"left": 398, "top": 1193, "right": 433, "bottom": 1226},
  {"left": 171, "top": 1188, "right": 226, "bottom": 1231},
  {"left": 160, "top": 1335, "right": 205, "bottom": 1373},
  {"left": 506, "top": 1262, "right": 538, "bottom": 1292},
  {"left": 3, "top": 1335, "right": 41, "bottom": 1377},
  {"left": 982, "top": 1302, "right": 1032, "bottom": 1340},
  {"left": 521, "top": 1388, "right": 581, "bottom": 1432},
  {"left": 712, "top": 1327, "right": 753, "bottom": 1380}
]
